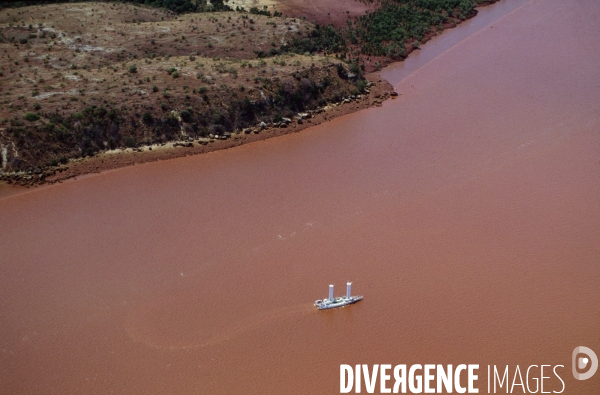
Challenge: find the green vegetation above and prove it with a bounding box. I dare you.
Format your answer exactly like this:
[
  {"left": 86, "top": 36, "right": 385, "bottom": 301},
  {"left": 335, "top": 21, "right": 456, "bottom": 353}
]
[
  {"left": 284, "top": 24, "right": 346, "bottom": 55},
  {"left": 124, "top": 136, "right": 137, "bottom": 148},
  {"left": 353, "top": 0, "right": 480, "bottom": 58},
  {"left": 24, "top": 113, "right": 39, "bottom": 122},
  {"left": 284, "top": 0, "right": 487, "bottom": 61},
  {"left": 142, "top": 112, "right": 153, "bottom": 124}
]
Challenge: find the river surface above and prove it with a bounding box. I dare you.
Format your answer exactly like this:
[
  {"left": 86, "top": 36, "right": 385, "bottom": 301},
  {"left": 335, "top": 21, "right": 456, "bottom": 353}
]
[{"left": 1, "top": 0, "right": 599, "bottom": 393}]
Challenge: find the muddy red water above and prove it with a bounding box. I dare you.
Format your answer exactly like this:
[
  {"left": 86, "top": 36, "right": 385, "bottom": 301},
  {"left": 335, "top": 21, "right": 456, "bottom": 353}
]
[{"left": 1, "top": 0, "right": 599, "bottom": 393}]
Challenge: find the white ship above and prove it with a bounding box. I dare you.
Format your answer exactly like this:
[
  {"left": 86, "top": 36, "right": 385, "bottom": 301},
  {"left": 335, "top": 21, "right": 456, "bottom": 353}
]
[{"left": 314, "top": 282, "right": 363, "bottom": 310}]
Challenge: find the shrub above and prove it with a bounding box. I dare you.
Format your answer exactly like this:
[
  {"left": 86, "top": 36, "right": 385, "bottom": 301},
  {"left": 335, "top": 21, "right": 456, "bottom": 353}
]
[
  {"left": 24, "top": 113, "right": 39, "bottom": 122},
  {"left": 142, "top": 112, "right": 153, "bottom": 124},
  {"left": 180, "top": 109, "right": 192, "bottom": 123},
  {"left": 129, "top": 65, "right": 137, "bottom": 73},
  {"left": 124, "top": 136, "right": 137, "bottom": 147},
  {"left": 152, "top": 85, "right": 159, "bottom": 92},
  {"left": 94, "top": 107, "right": 107, "bottom": 118}
]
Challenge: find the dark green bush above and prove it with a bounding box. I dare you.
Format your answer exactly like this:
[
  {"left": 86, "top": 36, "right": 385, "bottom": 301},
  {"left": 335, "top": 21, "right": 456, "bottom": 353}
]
[
  {"left": 124, "top": 136, "right": 137, "bottom": 147},
  {"left": 356, "top": 79, "right": 367, "bottom": 93},
  {"left": 285, "top": 24, "right": 346, "bottom": 55},
  {"left": 180, "top": 109, "right": 193, "bottom": 123},
  {"left": 24, "top": 113, "right": 39, "bottom": 122},
  {"left": 142, "top": 112, "right": 153, "bottom": 124}
]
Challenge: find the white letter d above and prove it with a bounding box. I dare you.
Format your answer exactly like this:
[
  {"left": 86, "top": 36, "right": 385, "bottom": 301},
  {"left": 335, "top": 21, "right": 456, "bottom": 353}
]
[{"left": 341, "top": 365, "right": 354, "bottom": 393}]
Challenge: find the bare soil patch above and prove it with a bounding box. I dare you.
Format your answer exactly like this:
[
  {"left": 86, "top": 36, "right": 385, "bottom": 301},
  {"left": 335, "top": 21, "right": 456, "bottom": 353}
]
[{"left": 243, "top": 0, "right": 375, "bottom": 27}]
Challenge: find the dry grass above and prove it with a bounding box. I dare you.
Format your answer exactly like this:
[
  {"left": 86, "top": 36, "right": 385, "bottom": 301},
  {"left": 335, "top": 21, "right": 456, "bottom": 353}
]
[{"left": 0, "top": 3, "right": 335, "bottom": 123}]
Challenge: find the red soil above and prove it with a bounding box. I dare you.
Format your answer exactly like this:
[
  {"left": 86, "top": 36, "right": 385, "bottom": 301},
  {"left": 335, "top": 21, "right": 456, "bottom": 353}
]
[{"left": 273, "top": 0, "right": 375, "bottom": 27}]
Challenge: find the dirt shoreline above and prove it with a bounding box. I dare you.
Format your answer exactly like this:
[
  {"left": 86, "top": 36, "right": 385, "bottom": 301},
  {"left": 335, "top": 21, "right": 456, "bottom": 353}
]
[{"left": 1, "top": 73, "right": 393, "bottom": 186}]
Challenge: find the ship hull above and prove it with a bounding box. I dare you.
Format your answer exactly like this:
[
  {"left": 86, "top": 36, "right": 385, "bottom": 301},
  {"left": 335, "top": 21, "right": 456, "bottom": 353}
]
[{"left": 314, "top": 296, "right": 363, "bottom": 310}]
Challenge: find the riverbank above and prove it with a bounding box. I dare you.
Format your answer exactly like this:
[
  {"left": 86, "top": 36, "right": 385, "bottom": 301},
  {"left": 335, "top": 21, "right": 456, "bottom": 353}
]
[
  {"left": 0, "top": 0, "right": 494, "bottom": 187},
  {"left": 35, "top": 74, "right": 393, "bottom": 185}
]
